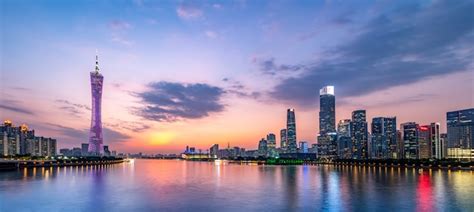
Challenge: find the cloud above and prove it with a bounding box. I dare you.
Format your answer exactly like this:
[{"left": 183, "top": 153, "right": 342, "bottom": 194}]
[
  {"left": 0, "top": 99, "right": 34, "bottom": 115},
  {"left": 177, "top": 3, "right": 203, "bottom": 20},
  {"left": 134, "top": 82, "right": 225, "bottom": 122},
  {"left": 339, "top": 93, "right": 438, "bottom": 108},
  {"left": 46, "top": 123, "right": 130, "bottom": 143},
  {"left": 104, "top": 120, "right": 151, "bottom": 133},
  {"left": 56, "top": 99, "right": 91, "bottom": 118},
  {"left": 253, "top": 57, "right": 304, "bottom": 76},
  {"left": 270, "top": 0, "right": 474, "bottom": 107},
  {"left": 221, "top": 78, "right": 262, "bottom": 99}
]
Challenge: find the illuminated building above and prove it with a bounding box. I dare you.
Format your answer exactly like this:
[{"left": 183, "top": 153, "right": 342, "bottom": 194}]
[
  {"left": 286, "top": 108, "right": 297, "bottom": 153},
  {"left": 280, "top": 129, "right": 287, "bottom": 151},
  {"left": 319, "top": 86, "right": 336, "bottom": 134},
  {"left": 88, "top": 54, "right": 104, "bottom": 155},
  {"left": 317, "top": 86, "right": 337, "bottom": 159},
  {"left": 266, "top": 133, "right": 277, "bottom": 157},
  {"left": 430, "top": 123, "right": 441, "bottom": 159},
  {"left": 401, "top": 122, "right": 419, "bottom": 159},
  {"left": 418, "top": 125, "right": 431, "bottom": 159},
  {"left": 258, "top": 138, "right": 267, "bottom": 156},
  {"left": 337, "top": 119, "right": 352, "bottom": 159},
  {"left": 371, "top": 117, "right": 397, "bottom": 159},
  {"left": 351, "top": 110, "right": 368, "bottom": 159},
  {"left": 209, "top": 144, "right": 219, "bottom": 158},
  {"left": 447, "top": 108, "right": 474, "bottom": 149}
]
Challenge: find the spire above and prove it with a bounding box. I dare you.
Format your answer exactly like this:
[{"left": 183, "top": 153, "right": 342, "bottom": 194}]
[{"left": 95, "top": 49, "right": 100, "bottom": 73}]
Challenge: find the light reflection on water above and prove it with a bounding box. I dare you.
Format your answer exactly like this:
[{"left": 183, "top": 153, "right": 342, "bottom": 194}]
[{"left": 0, "top": 159, "right": 473, "bottom": 211}]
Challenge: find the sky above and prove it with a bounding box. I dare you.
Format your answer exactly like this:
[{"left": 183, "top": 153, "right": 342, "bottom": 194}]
[{"left": 1, "top": 0, "right": 473, "bottom": 154}]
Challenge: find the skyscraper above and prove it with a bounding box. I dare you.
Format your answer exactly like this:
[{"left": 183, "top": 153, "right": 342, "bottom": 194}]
[
  {"left": 446, "top": 108, "right": 474, "bottom": 160},
  {"left": 258, "top": 138, "right": 267, "bottom": 156},
  {"left": 430, "top": 122, "right": 441, "bottom": 159},
  {"left": 317, "top": 86, "right": 337, "bottom": 159},
  {"left": 286, "top": 109, "right": 297, "bottom": 153},
  {"left": 280, "top": 129, "right": 287, "bottom": 151},
  {"left": 447, "top": 108, "right": 474, "bottom": 149},
  {"left": 266, "top": 133, "right": 277, "bottom": 157},
  {"left": 351, "top": 110, "right": 368, "bottom": 159},
  {"left": 371, "top": 117, "right": 397, "bottom": 159},
  {"left": 88, "top": 54, "right": 104, "bottom": 155},
  {"left": 401, "top": 122, "right": 419, "bottom": 159},
  {"left": 418, "top": 125, "right": 431, "bottom": 159},
  {"left": 337, "top": 119, "right": 352, "bottom": 159},
  {"left": 319, "top": 86, "right": 336, "bottom": 135}
]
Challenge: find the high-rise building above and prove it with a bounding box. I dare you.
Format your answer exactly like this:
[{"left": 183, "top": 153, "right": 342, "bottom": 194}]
[
  {"left": 418, "top": 125, "right": 431, "bottom": 159},
  {"left": 286, "top": 109, "right": 297, "bottom": 153},
  {"left": 440, "top": 133, "right": 448, "bottom": 158},
  {"left": 401, "top": 122, "right": 419, "bottom": 159},
  {"left": 266, "top": 133, "right": 277, "bottom": 157},
  {"left": 447, "top": 108, "right": 474, "bottom": 149},
  {"left": 258, "top": 138, "right": 267, "bottom": 156},
  {"left": 337, "top": 119, "right": 352, "bottom": 159},
  {"left": 0, "top": 120, "right": 54, "bottom": 157},
  {"left": 210, "top": 144, "right": 219, "bottom": 158},
  {"left": 430, "top": 123, "right": 441, "bottom": 159},
  {"left": 446, "top": 108, "right": 474, "bottom": 160},
  {"left": 317, "top": 86, "right": 337, "bottom": 159},
  {"left": 371, "top": 117, "right": 397, "bottom": 159},
  {"left": 89, "top": 54, "right": 104, "bottom": 155},
  {"left": 351, "top": 110, "right": 368, "bottom": 159},
  {"left": 280, "top": 129, "right": 287, "bottom": 150},
  {"left": 319, "top": 86, "right": 336, "bottom": 135}
]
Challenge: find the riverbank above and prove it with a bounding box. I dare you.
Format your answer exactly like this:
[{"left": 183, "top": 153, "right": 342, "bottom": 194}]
[
  {"left": 0, "top": 157, "right": 125, "bottom": 171},
  {"left": 172, "top": 158, "right": 474, "bottom": 171}
]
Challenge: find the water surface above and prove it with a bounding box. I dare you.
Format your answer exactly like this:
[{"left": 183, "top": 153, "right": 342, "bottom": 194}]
[{"left": 0, "top": 159, "right": 473, "bottom": 211}]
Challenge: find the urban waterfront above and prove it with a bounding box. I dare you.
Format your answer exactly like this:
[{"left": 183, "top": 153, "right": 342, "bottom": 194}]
[{"left": 1, "top": 159, "right": 473, "bottom": 211}]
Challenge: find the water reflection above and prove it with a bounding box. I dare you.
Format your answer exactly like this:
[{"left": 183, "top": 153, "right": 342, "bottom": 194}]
[{"left": 0, "top": 160, "right": 473, "bottom": 211}]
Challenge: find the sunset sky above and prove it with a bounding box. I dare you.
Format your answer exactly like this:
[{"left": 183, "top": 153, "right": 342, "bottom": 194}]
[{"left": 1, "top": 0, "right": 473, "bottom": 154}]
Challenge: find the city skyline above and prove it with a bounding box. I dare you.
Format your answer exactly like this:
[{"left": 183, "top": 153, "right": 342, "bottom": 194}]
[{"left": 1, "top": 0, "right": 473, "bottom": 154}]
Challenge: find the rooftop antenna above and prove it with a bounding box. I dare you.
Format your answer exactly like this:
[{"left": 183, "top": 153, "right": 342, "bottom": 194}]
[{"left": 95, "top": 49, "right": 100, "bottom": 73}]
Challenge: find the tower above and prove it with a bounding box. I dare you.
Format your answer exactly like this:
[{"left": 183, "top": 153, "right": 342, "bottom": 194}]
[
  {"left": 286, "top": 108, "right": 297, "bottom": 153},
  {"left": 319, "top": 86, "right": 336, "bottom": 134},
  {"left": 317, "top": 86, "right": 337, "bottom": 159},
  {"left": 351, "top": 110, "right": 368, "bottom": 159},
  {"left": 88, "top": 54, "right": 104, "bottom": 155}
]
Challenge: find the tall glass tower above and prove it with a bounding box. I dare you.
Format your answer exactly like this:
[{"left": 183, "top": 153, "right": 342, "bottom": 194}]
[
  {"left": 319, "top": 86, "right": 336, "bottom": 134},
  {"left": 351, "top": 110, "right": 368, "bottom": 159},
  {"left": 317, "top": 86, "right": 337, "bottom": 159},
  {"left": 286, "top": 108, "right": 297, "bottom": 153},
  {"left": 88, "top": 54, "right": 104, "bottom": 155}
]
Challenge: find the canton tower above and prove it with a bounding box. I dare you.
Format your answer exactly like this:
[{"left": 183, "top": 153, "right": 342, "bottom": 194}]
[{"left": 88, "top": 54, "right": 104, "bottom": 155}]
